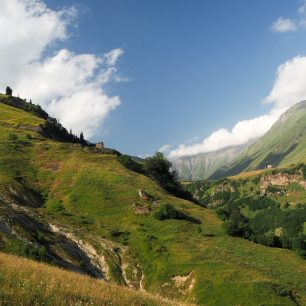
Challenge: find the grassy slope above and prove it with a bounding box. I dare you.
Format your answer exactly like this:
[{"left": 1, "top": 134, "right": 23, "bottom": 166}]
[
  {"left": 0, "top": 252, "right": 177, "bottom": 306},
  {"left": 246, "top": 101, "right": 306, "bottom": 169},
  {"left": 0, "top": 101, "right": 306, "bottom": 305},
  {"left": 212, "top": 101, "right": 306, "bottom": 178}
]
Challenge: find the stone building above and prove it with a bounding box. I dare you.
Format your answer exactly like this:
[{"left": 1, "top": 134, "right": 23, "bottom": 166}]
[{"left": 96, "top": 142, "right": 104, "bottom": 150}]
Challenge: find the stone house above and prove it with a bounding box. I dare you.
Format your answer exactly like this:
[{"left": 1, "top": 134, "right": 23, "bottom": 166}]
[{"left": 96, "top": 142, "right": 104, "bottom": 150}]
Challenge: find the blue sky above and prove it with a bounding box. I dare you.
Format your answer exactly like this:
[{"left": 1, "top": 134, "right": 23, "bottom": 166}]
[{"left": 4, "top": 0, "right": 306, "bottom": 157}]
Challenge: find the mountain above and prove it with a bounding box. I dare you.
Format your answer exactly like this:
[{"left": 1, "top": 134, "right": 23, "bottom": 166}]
[
  {"left": 211, "top": 101, "right": 306, "bottom": 179},
  {"left": 173, "top": 143, "right": 250, "bottom": 180},
  {"left": 0, "top": 95, "right": 306, "bottom": 305}
]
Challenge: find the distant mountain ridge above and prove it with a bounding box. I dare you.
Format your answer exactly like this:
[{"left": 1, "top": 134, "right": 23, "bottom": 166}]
[
  {"left": 211, "top": 100, "right": 306, "bottom": 179},
  {"left": 173, "top": 143, "right": 251, "bottom": 180}
]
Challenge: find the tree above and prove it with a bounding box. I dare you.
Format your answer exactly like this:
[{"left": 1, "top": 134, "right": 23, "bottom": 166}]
[
  {"left": 80, "top": 132, "right": 85, "bottom": 145},
  {"left": 143, "top": 152, "right": 193, "bottom": 201},
  {"left": 144, "top": 152, "right": 175, "bottom": 187},
  {"left": 5, "top": 86, "right": 12, "bottom": 96}
]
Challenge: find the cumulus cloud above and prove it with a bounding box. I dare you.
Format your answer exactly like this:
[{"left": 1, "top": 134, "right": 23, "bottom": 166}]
[
  {"left": 264, "top": 56, "right": 306, "bottom": 109},
  {"left": 169, "top": 54, "right": 306, "bottom": 159},
  {"left": 0, "top": 0, "right": 123, "bottom": 138},
  {"left": 271, "top": 17, "right": 297, "bottom": 32},
  {"left": 168, "top": 109, "right": 284, "bottom": 159}
]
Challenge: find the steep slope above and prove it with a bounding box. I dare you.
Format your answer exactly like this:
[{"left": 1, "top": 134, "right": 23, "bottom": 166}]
[
  {"left": 173, "top": 143, "right": 249, "bottom": 180},
  {"left": 0, "top": 97, "right": 306, "bottom": 305},
  {"left": 212, "top": 101, "right": 306, "bottom": 178},
  {"left": 0, "top": 252, "right": 177, "bottom": 306}
]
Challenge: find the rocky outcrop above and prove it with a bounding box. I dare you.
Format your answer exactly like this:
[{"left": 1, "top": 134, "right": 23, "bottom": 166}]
[
  {"left": 260, "top": 173, "right": 306, "bottom": 189},
  {"left": 133, "top": 204, "right": 151, "bottom": 215},
  {"left": 171, "top": 272, "right": 196, "bottom": 294},
  {"left": 260, "top": 173, "right": 300, "bottom": 188}
]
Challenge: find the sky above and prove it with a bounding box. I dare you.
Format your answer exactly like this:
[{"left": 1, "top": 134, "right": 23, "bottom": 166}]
[{"left": 1, "top": 0, "right": 306, "bottom": 159}]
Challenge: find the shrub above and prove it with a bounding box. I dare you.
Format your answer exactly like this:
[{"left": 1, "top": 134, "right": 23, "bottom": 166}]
[
  {"left": 153, "top": 204, "right": 184, "bottom": 221},
  {"left": 216, "top": 207, "right": 230, "bottom": 221},
  {"left": 7, "top": 133, "right": 18, "bottom": 141}
]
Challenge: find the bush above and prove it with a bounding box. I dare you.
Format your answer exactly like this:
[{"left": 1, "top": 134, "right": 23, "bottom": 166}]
[
  {"left": 223, "top": 209, "right": 251, "bottom": 237},
  {"left": 154, "top": 204, "right": 178, "bottom": 220},
  {"left": 216, "top": 207, "right": 230, "bottom": 221},
  {"left": 153, "top": 204, "right": 183, "bottom": 221},
  {"left": 7, "top": 133, "right": 18, "bottom": 141}
]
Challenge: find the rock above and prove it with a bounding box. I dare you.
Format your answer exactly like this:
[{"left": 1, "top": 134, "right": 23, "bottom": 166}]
[
  {"left": 138, "top": 189, "right": 151, "bottom": 200},
  {"left": 133, "top": 204, "right": 151, "bottom": 215}
]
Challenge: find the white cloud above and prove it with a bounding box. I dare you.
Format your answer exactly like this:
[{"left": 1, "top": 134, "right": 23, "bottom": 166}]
[
  {"left": 264, "top": 56, "right": 306, "bottom": 109},
  {"left": 271, "top": 17, "right": 297, "bottom": 32},
  {"left": 0, "top": 0, "right": 123, "bottom": 138},
  {"left": 158, "top": 144, "right": 171, "bottom": 153},
  {"left": 271, "top": 1, "right": 306, "bottom": 33},
  {"left": 168, "top": 109, "right": 284, "bottom": 159},
  {"left": 169, "top": 54, "right": 306, "bottom": 159},
  {"left": 104, "top": 49, "right": 124, "bottom": 66}
]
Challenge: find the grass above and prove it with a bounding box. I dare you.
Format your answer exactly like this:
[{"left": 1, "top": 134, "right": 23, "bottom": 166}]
[
  {"left": 0, "top": 252, "right": 179, "bottom": 306},
  {"left": 228, "top": 169, "right": 266, "bottom": 180},
  {"left": 0, "top": 100, "right": 306, "bottom": 305}
]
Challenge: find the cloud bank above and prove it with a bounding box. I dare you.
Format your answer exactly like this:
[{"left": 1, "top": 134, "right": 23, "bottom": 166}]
[
  {"left": 168, "top": 55, "right": 306, "bottom": 159},
  {"left": 0, "top": 0, "right": 123, "bottom": 138}
]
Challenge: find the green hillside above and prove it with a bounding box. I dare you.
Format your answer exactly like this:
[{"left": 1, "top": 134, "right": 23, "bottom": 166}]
[
  {"left": 0, "top": 96, "right": 306, "bottom": 305},
  {"left": 0, "top": 252, "right": 178, "bottom": 306},
  {"left": 184, "top": 164, "right": 306, "bottom": 257},
  {"left": 211, "top": 101, "right": 306, "bottom": 179}
]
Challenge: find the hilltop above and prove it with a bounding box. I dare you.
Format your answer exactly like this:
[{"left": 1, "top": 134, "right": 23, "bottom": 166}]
[{"left": 0, "top": 95, "right": 306, "bottom": 305}]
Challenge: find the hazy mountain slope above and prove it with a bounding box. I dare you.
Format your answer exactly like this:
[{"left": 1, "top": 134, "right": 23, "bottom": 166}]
[
  {"left": 0, "top": 97, "right": 306, "bottom": 305},
  {"left": 173, "top": 143, "right": 250, "bottom": 180},
  {"left": 211, "top": 101, "right": 306, "bottom": 179}
]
